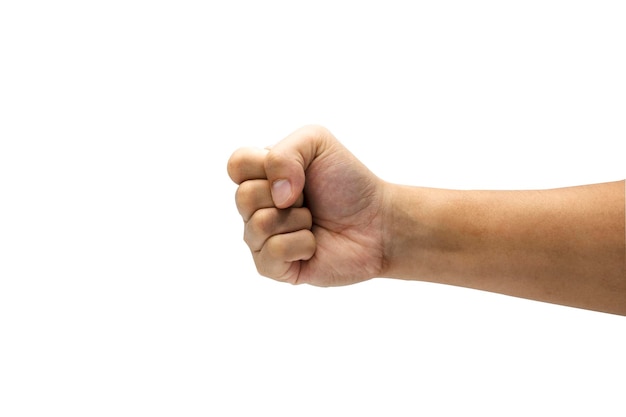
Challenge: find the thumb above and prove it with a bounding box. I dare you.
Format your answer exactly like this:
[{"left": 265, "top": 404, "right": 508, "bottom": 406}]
[{"left": 264, "top": 125, "right": 334, "bottom": 209}]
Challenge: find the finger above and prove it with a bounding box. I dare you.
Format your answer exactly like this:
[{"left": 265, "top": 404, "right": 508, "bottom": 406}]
[
  {"left": 264, "top": 125, "right": 335, "bottom": 208},
  {"left": 244, "top": 207, "right": 312, "bottom": 252},
  {"left": 227, "top": 147, "right": 269, "bottom": 185},
  {"left": 236, "top": 179, "right": 305, "bottom": 221},
  {"left": 253, "top": 229, "right": 316, "bottom": 281}
]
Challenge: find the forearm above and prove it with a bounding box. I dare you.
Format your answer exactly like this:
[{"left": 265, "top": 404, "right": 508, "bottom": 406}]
[{"left": 382, "top": 180, "right": 626, "bottom": 315}]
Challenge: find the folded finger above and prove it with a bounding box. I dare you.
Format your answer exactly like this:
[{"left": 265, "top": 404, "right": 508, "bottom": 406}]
[
  {"left": 227, "top": 147, "right": 269, "bottom": 184},
  {"left": 244, "top": 207, "right": 312, "bottom": 252},
  {"left": 236, "top": 179, "right": 305, "bottom": 221},
  {"left": 253, "top": 229, "right": 316, "bottom": 282}
]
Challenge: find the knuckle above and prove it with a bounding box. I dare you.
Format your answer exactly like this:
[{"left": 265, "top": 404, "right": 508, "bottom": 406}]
[
  {"left": 226, "top": 148, "right": 246, "bottom": 183},
  {"left": 235, "top": 182, "right": 254, "bottom": 215},
  {"left": 242, "top": 226, "right": 254, "bottom": 248},
  {"left": 265, "top": 236, "right": 288, "bottom": 259},
  {"left": 252, "top": 208, "right": 275, "bottom": 235},
  {"left": 244, "top": 208, "right": 274, "bottom": 247},
  {"left": 300, "top": 124, "right": 333, "bottom": 142},
  {"left": 252, "top": 249, "right": 288, "bottom": 280},
  {"left": 235, "top": 180, "right": 271, "bottom": 220},
  {"left": 263, "top": 148, "right": 283, "bottom": 172},
  {"left": 252, "top": 253, "right": 272, "bottom": 278}
]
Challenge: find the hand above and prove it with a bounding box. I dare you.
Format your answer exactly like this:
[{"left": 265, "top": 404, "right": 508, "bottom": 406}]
[{"left": 227, "top": 125, "right": 388, "bottom": 286}]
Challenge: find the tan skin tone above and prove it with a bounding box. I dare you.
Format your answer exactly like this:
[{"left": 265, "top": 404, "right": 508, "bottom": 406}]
[{"left": 227, "top": 125, "right": 626, "bottom": 315}]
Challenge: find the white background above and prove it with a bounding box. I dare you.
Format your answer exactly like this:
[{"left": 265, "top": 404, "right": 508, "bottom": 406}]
[{"left": 1, "top": 1, "right": 624, "bottom": 416}]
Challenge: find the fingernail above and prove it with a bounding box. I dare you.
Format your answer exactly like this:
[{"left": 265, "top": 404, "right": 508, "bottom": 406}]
[{"left": 271, "top": 179, "right": 291, "bottom": 207}]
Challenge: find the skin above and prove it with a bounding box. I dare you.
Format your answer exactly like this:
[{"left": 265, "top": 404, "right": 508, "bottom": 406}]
[{"left": 227, "top": 125, "right": 626, "bottom": 315}]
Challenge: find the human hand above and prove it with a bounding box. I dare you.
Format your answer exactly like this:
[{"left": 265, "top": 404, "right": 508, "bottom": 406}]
[{"left": 227, "top": 125, "right": 388, "bottom": 286}]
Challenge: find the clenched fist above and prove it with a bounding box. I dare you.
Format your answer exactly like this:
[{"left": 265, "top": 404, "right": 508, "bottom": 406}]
[{"left": 227, "top": 125, "right": 388, "bottom": 286}]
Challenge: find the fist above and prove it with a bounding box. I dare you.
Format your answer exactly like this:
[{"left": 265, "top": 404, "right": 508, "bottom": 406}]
[
  {"left": 227, "top": 125, "right": 386, "bottom": 286},
  {"left": 228, "top": 146, "right": 316, "bottom": 282}
]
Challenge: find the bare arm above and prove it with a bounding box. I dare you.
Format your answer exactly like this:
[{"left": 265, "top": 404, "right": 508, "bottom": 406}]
[
  {"left": 382, "top": 181, "right": 626, "bottom": 315},
  {"left": 228, "top": 125, "right": 626, "bottom": 315}
]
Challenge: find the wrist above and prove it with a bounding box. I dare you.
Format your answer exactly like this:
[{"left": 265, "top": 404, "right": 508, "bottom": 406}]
[{"left": 381, "top": 184, "right": 451, "bottom": 281}]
